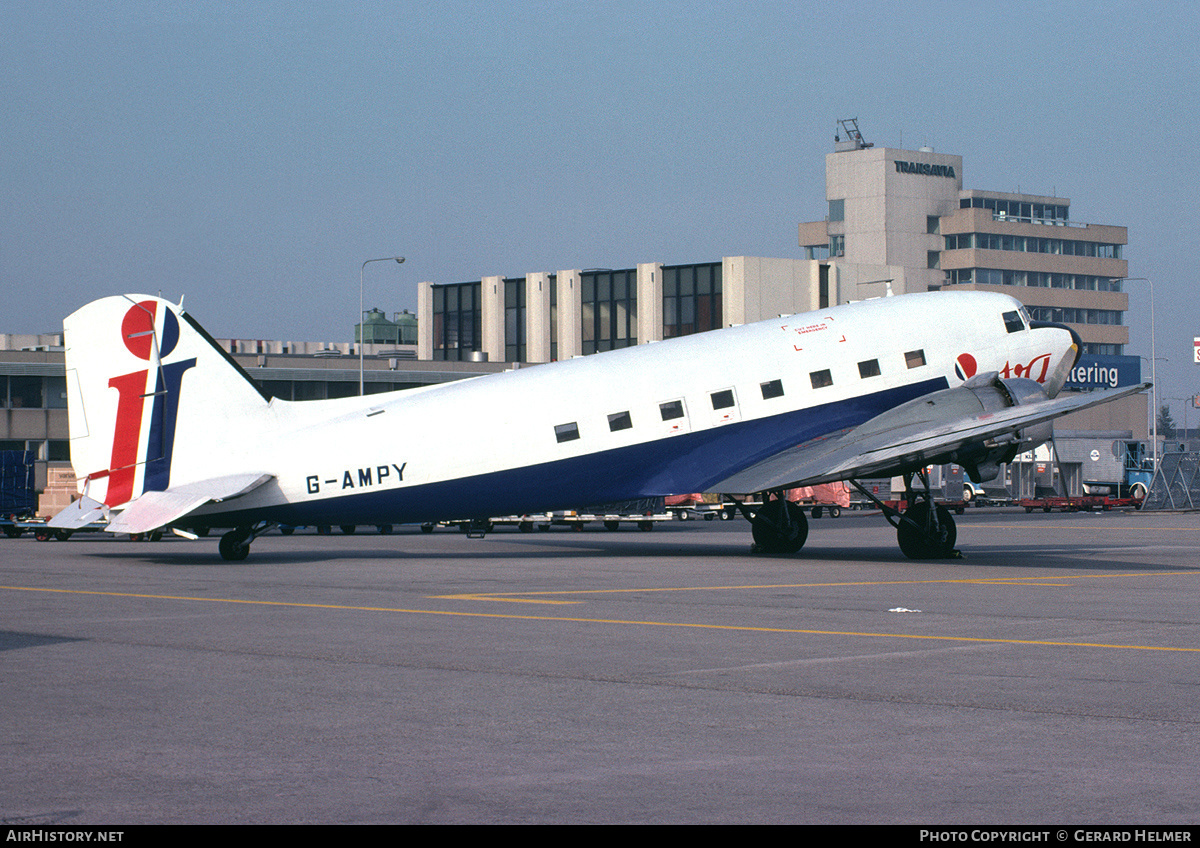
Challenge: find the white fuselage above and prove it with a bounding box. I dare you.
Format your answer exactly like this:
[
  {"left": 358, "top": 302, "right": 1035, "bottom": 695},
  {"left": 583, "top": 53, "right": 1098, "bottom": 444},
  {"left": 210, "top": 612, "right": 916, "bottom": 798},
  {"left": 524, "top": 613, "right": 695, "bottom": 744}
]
[{"left": 175, "top": 290, "right": 1073, "bottom": 527}]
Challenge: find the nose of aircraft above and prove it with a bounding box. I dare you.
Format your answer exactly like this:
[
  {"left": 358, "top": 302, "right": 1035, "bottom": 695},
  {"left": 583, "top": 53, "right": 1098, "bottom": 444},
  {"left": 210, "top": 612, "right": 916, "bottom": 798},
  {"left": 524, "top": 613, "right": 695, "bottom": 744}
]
[{"left": 1031, "top": 321, "right": 1082, "bottom": 397}]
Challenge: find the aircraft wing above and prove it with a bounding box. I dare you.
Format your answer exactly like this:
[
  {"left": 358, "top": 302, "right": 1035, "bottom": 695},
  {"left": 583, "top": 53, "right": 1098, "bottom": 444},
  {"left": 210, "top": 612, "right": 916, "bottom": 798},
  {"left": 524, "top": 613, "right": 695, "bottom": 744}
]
[
  {"left": 713, "top": 381, "right": 1151, "bottom": 493},
  {"left": 101, "top": 473, "right": 273, "bottom": 535}
]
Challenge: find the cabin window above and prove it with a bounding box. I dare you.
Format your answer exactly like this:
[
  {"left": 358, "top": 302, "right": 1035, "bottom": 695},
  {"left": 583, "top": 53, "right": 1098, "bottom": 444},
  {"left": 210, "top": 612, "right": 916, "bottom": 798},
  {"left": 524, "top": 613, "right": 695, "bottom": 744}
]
[
  {"left": 1003, "top": 310, "right": 1024, "bottom": 333},
  {"left": 659, "top": 400, "right": 685, "bottom": 421},
  {"left": 554, "top": 422, "right": 580, "bottom": 443},
  {"left": 858, "top": 359, "right": 881, "bottom": 378},
  {"left": 905, "top": 349, "right": 926, "bottom": 369},
  {"left": 710, "top": 389, "right": 735, "bottom": 410},
  {"left": 760, "top": 379, "right": 784, "bottom": 400},
  {"left": 809, "top": 369, "right": 833, "bottom": 389},
  {"left": 608, "top": 411, "right": 632, "bottom": 432}
]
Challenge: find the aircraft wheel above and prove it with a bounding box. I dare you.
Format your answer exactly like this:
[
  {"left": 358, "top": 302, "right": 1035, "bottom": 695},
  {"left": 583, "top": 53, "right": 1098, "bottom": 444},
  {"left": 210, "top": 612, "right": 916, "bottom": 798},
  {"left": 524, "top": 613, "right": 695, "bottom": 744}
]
[
  {"left": 218, "top": 529, "right": 251, "bottom": 562},
  {"left": 897, "top": 502, "right": 957, "bottom": 560},
  {"left": 751, "top": 499, "right": 808, "bottom": 554}
]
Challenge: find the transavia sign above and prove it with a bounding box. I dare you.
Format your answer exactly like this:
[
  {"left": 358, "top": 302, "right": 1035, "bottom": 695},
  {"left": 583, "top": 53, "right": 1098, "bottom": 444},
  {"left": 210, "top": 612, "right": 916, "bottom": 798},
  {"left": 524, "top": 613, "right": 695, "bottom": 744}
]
[{"left": 894, "top": 160, "right": 956, "bottom": 177}]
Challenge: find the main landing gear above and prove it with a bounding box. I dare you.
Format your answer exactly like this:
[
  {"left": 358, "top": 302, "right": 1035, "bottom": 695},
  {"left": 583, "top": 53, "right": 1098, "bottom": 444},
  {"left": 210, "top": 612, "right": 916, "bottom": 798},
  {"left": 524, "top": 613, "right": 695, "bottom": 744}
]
[
  {"left": 218, "top": 522, "right": 276, "bottom": 561},
  {"left": 730, "top": 491, "right": 810, "bottom": 554},
  {"left": 850, "top": 470, "right": 960, "bottom": 560},
  {"left": 737, "top": 470, "right": 960, "bottom": 560}
]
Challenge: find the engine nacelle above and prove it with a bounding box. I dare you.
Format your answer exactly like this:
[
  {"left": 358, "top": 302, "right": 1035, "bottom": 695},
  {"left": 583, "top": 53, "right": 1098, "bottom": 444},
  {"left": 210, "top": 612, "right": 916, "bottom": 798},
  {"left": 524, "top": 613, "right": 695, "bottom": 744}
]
[{"left": 955, "top": 376, "right": 1052, "bottom": 483}]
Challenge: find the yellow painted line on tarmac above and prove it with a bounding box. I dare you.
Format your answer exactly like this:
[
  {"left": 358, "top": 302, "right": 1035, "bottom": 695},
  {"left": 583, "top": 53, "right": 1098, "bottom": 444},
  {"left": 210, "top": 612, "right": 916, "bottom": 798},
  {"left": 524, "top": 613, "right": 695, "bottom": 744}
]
[
  {"left": 430, "top": 570, "right": 1196, "bottom": 601},
  {"left": 436, "top": 593, "right": 582, "bottom": 605},
  {"left": 5, "top": 582, "right": 1199, "bottom": 654}
]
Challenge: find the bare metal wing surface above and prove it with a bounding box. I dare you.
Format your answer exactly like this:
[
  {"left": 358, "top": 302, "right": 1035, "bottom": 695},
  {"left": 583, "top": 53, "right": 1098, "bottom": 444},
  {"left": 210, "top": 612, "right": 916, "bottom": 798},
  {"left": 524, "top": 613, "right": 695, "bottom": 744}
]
[{"left": 715, "top": 377, "right": 1152, "bottom": 493}]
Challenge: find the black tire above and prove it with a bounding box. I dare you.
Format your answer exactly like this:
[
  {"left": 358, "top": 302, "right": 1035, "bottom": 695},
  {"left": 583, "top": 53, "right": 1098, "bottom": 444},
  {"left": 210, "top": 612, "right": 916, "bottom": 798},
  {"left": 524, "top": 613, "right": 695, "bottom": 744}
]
[
  {"left": 637, "top": 521, "right": 654, "bottom": 531},
  {"left": 751, "top": 499, "right": 808, "bottom": 554},
  {"left": 4, "top": 525, "right": 23, "bottom": 539},
  {"left": 280, "top": 527, "right": 295, "bottom": 536},
  {"left": 828, "top": 506, "right": 841, "bottom": 518},
  {"left": 218, "top": 530, "right": 250, "bottom": 562},
  {"left": 377, "top": 525, "right": 393, "bottom": 535},
  {"left": 420, "top": 523, "right": 434, "bottom": 533},
  {"left": 812, "top": 505, "right": 823, "bottom": 519},
  {"left": 897, "top": 502, "right": 957, "bottom": 560},
  {"left": 604, "top": 520, "right": 620, "bottom": 531},
  {"left": 340, "top": 525, "right": 356, "bottom": 535}
]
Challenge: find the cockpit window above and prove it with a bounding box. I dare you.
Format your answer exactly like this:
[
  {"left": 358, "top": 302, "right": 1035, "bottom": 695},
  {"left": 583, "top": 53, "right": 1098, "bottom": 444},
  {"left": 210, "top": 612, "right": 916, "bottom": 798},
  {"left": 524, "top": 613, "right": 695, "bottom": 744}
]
[{"left": 1003, "top": 310, "right": 1024, "bottom": 333}]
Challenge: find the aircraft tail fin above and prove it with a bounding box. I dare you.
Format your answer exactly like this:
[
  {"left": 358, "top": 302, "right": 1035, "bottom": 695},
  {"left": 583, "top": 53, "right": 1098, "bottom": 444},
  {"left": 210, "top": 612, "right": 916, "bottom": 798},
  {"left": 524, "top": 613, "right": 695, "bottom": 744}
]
[{"left": 61, "top": 294, "right": 270, "bottom": 509}]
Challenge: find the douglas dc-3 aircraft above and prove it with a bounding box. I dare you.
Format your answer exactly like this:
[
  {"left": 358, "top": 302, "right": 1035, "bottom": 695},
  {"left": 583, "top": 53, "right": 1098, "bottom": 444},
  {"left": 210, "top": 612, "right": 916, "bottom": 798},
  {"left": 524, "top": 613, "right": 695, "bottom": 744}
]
[{"left": 49, "top": 290, "right": 1147, "bottom": 561}]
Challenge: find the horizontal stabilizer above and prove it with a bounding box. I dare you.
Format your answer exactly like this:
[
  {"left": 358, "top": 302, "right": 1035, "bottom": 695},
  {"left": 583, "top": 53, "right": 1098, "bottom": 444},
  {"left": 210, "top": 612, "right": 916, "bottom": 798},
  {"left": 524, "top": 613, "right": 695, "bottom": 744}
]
[
  {"left": 48, "top": 495, "right": 108, "bottom": 529},
  {"left": 106, "top": 473, "right": 273, "bottom": 535}
]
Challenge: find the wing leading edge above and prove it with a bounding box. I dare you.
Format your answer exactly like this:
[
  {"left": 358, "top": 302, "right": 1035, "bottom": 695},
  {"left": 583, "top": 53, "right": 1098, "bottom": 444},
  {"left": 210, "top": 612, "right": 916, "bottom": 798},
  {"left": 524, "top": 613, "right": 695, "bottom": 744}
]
[{"left": 712, "top": 379, "right": 1152, "bottom": 493}]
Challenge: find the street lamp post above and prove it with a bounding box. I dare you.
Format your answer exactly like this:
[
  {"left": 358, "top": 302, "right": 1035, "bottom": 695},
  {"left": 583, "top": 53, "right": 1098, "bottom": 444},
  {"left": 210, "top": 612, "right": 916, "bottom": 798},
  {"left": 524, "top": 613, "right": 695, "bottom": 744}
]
[
  {"left": 360, "top": 256, "right": 405, "bottom": 396},
  {"left": 1118, "top": 277, "right": 1158, "bottom": 471}
]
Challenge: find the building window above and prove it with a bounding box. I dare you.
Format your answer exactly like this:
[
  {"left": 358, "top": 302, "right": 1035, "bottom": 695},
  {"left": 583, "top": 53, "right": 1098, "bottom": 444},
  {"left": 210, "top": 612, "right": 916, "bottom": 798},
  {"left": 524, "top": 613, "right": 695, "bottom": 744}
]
[
  {"left": 504, "top": 277, "right": 526, "bottom": 363},
  {"left": 431, "top": 282, "right": 482, "bottom": 361},
  {"left": 554, "top": 422, "right": 580, "bottom": 443},
  {"left": 927, "top": 216, "right": 940, "bottom": 234},
  {"left": 582, "top": 269, "right": 636, "bottom": 355},
  {"left": 810, "top": 369, "right": 833, "bottom": 389},
  {"left": 608, "top": 411, "right": 632, "bottom": 432},
  {"left": 829, "top": 199, "right": 845, "bottom": 222},
  {"left": 905, "top": 350, "right": 926, "bottom": 369},
  {"left": 858, "top": 359, "right": 881, "bottom": 378},
  {"left": 760, "top": 379, "right": 784, "bottom": 400},
  {"left": 662, "top": 263, "right": 722, "bottom": 339}
]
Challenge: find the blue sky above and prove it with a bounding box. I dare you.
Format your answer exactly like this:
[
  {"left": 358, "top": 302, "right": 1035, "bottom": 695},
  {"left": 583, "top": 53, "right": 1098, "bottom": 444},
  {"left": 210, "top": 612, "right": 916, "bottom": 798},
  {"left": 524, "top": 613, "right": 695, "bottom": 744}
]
[{"left": 4, "top": 0, "right": 1198, "bottom": 418}]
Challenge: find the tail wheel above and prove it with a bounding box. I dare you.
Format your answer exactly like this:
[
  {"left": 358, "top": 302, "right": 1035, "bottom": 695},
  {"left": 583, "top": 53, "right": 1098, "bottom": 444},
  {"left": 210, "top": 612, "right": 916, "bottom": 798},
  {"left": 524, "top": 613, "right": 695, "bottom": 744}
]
[
  {"left": 897, "top": 502, "right": 957, "bottom": 560},
  {"left": 751, "top": 499, "right": 808, "bottom": 554}
]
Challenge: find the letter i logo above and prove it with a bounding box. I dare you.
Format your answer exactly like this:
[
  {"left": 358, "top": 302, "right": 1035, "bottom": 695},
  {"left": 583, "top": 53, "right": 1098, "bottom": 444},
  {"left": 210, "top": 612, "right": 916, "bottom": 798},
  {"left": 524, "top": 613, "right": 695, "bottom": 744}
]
[{"left": 105, "top": 302, "right": 194, "bottom": 505}]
